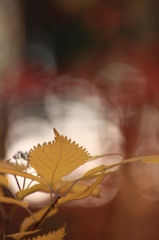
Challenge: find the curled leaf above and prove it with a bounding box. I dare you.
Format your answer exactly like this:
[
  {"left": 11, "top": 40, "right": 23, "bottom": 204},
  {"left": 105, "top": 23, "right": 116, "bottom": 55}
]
[
  {"left": 58, "top": 181, "right": 101, "bottom": 197},
  {"left": 57, "top": 173, "right": 104, "bottom": 206}
]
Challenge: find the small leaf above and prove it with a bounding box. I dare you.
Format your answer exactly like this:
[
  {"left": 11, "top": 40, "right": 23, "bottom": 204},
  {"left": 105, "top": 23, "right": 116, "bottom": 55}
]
[
  {"left": 82, "top": 165, "right": 108, "bottom": 179},
  {"left": 0, "top": 161, "right": 26, "bottom": 171},
  {"left": 58, "top": 181, "right": 101, "bottom": 197},
  {"left": 16, "top": 184, "right": 50, "bottom": 200},
  {"left": 28, "top": 129, "right": 90, "bottom": 185},
  {"left": 0, "top": 186, "right": 4, "bottom": 196},
  {"left": 27, "top": 225, "right": 66, "bottom": 240},
  {"left": 117, "top": 155, "right": 159, "bottom": 164},
  {"left": 20, "top": 207, "right": 58, "bottom": 232},
  {"left": 81, "top": 163, "right": 122, "bottom": 180},
  {"left": 6, "top": 230, "right": 40, "bottom": 240},
  {"left": 57, "top": 173, "right": 104, "bottom": 206},
  {"left": 0, "top": 162, "right": 47, "bottom": 185},
  {"left": 0, "top": 175, "right": 9, "bottom": 197},
  {"left": 0, "top": 174, "right": 9, "bottom": 188},
  {"left": 135, "top": 155, "right": 159, "bottom": 163},
  {"left": 0, "top": 196, "right": 29, "bottom": 209},
  {"left": 17, "top": 180, "right": 101, "bottom": 200},
  {"left": 81, "top": 155, "right": 149, "bottom": 181}
]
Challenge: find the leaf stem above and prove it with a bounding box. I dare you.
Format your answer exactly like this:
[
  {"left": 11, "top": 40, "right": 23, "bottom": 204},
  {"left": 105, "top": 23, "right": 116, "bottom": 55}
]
[
  {"left": 58, "top": 178, "right": 81, "bottom": 197},
  {"left": 22, "top": 177, "right": 26, "bottom": 190},
  {"left": 26, "top": 179, "right": 34, "bottom": 189},
  {"left": 31, "top": 195, "right": 60, "bottom": 230},
  {"left": 89, "top": 153, "right": 125, "bottom": 161},
  {"left": 14, "top": 175, "right": 21, "bottom": 191}
]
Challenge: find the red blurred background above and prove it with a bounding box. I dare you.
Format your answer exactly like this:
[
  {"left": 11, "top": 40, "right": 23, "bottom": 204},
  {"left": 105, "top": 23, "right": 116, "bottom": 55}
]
[{"left": 1, "top": 0, "right": 159, "bottom": 239}]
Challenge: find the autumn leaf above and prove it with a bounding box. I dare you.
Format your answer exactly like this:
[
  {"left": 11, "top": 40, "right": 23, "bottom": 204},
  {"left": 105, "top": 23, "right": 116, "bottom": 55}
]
[
  {"left": 16, "top": 180, "right": 101, "bottom": 200},
  {"left": 57, "top": 173, "right": 104, "bottom": 206},
  {"left": 81, "top": 164, "right": 117, "bottom": 179},
  {"left": 0, "top": 161, "right": 26, "bottom": 171},
  {"left": 128, "top": 155, "right": 159, "bottom": 163},
  {"left": 0, "top": 196, "right": 37, "bottom": 225},
  {"left": 0, "top": 174, "right": 9, "bottom": 188},
  {"left": 16, "top": 184, "right": 50, "bottom": 200},
  {"left": 0, "top": 196, "right": 29, "bottom": 209},
  {"left": 0, "top": 186, "right": 4, "bottom": 196},
  {"left": 0, "top": 161, "right": 47, "bottom": 185},
  {"left": 5, "top": 129, "right": 159, "bottom": 240},
  {"left": 57, "top": 181, "right": 101, "bottom": 197},
  {"left": 28, "top": 129, "right": 90, "bottom": 185},
  {"left": 6, "top": 230, "right": 40, "bottom": 240},
  {"left": 27, "top": 225, "right": 66, "bottom": 240},
  {"left": 21, "top": 129, "right": 124, "bottom": 199},
  {"left": 108, "top": 155, "right": 159, "bottom": 165},
  {"left": 81, "top": 154, "right": 154, "bottom": 180}
]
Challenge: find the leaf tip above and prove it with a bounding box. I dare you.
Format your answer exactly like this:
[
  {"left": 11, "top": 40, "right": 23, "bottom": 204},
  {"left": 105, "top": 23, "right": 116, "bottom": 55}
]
[{"left": 53, "top": 128, "right": 60, "bottom": 137}]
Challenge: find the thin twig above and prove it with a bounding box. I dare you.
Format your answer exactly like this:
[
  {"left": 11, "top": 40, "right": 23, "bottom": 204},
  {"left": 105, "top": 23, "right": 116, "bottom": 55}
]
[
  {"left": 57, "top": 178, "right": 81, "bottom": 197},
  {"left": 32, "top": 195, "right": 60, "bottom": 231},
  {"left": 89, "top": 153, "right": 125, "bottom": 161},
  {"left": 14, "top": 175, "right": 21, "bottom": 191},
  {"left": 22, "top": 177, "right": 26, "bottom": 190},
  {"left": 26, "top": 179, "right": 34, "bottom": 189}
]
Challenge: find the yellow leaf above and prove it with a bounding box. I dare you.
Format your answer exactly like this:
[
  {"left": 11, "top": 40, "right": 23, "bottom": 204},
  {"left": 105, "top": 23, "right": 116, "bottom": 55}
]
[
  {"left": 81, "top": 156, "right": 148, "bottom": 181},
  {"left": 28, "top": 129, "right": 90, "bottom": 185},
  {"left": 129, "top": 155, "right": 159, "bottom": 163},
  {"left": 6, "top": 230, "right": 40, "bottom": 240},
  {"left": 0, "top": 161, "right": 26, "bottom": 171},
  {"left": 81, "top": 163, "right": 123, "bottom": 180},
  {"left": 27, "top": 225, "right": 66, "bottom": 240},
  {"left": 57, "top": 174, "right": 104, "bottom": 206},
  {"left": 58, "top": 181, "right": 101, "bottom": 197},
  {"left": 17, "top": 179, "right": 100, "bottom": 200},
  {"left": 113, "top": 155, "right": 159, "bottom": 165},
  {"left": 82, "top": 165, "right": 109, "bottom": 179},
  {"left": 16, "top": 184, "right": 50, "bottom": 200},
  {"left": 0, "top": 186, "right": 4, "bottom": 196},
  {"left": 0, "top": 161, "right": 47, "bottom": 185},
  {"left": 0, "top": 196, "right": 29, "bottom": 209},
  {"left": 0, "top": 174, "right": 9, "bottom": 188},
  {"left": 20, "top": 207, "right": 58, "bottom": 232}
]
